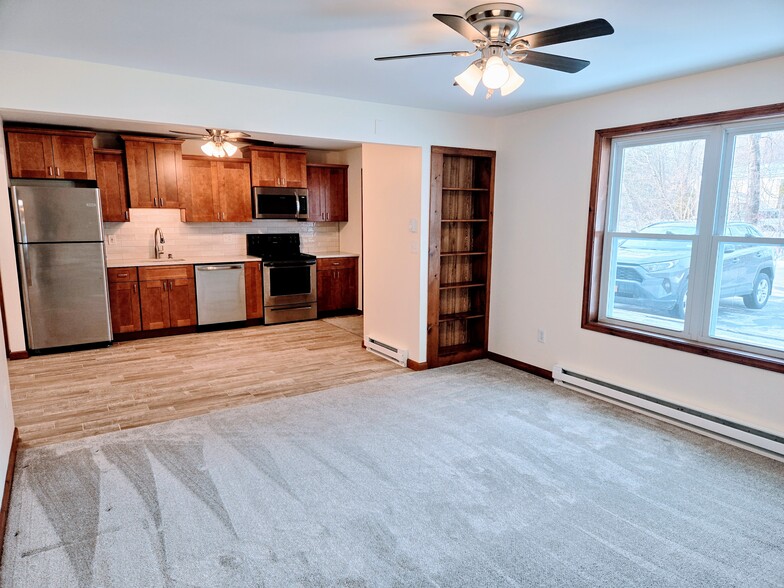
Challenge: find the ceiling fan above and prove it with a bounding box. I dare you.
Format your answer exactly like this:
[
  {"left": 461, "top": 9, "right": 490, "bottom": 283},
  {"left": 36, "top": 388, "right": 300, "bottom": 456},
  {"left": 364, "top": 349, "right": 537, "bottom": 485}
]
[
  {"left": 169, "top": 128, "right": 251, "bottom": 157},
  {"left": 375, "top": 3, "right": 614, "bottom": 99}
]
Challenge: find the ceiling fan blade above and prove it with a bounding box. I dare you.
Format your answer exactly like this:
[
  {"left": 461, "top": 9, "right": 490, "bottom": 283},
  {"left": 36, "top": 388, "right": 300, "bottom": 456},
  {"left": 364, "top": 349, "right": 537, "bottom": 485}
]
[
  {"left": 508, "top": 50, "right": 590, "bottom": 73},
  {"left": 375, "top": 50, "right": 473, "bottom": 61},
  {"left": 224, "top": 131, "right": 250, "bottom": 139},
  {"left": 169, "top": 130, "right": 210, "bottom": 137},
  {"left": 511, "top": 18, "right": 614, "bottom": 50},
  {"left": 433, "top": 13, "right": 487, "bottom": 45}
]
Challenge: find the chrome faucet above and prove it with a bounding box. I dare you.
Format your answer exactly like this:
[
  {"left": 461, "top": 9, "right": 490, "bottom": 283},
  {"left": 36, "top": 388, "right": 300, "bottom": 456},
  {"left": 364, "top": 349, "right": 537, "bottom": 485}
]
[{"left": 154, "top": 227, "right": 165, "bottom": 259}]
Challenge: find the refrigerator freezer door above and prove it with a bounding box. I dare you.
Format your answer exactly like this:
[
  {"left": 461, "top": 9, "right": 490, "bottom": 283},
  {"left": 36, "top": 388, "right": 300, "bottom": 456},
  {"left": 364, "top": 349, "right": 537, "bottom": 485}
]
[
  {"left": 18, "top": 242, "right": 112, "bottom": 350},
  {"left": 12, "top": 185, "right": 104, "bottom": 243}
]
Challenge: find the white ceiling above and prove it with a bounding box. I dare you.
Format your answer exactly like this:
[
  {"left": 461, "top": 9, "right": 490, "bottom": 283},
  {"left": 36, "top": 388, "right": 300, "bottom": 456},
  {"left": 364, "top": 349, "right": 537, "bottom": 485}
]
[{"left": 1, "top": 0, "right": 783, "bottom": 118}]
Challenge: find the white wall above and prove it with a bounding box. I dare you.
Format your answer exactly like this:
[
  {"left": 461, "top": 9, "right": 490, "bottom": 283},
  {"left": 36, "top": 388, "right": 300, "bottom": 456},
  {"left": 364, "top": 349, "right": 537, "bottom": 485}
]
[
  {"left": 490, "top": 55, "right": 784, "bottom": 435},
  {"left": 0, "top": 117, "right": 25, "bottom": 353},
  {"left": 362, "top": 144, "right": 423, "bottom": 361},
  {"left": 0, "top": 320, "right": 16, "bottom": 506},
  {"left": 337, "top": 148, "right": 364, "bottom": 310},
  {"left": 0, "top": 50, "right": 497, "bottom": 356}
]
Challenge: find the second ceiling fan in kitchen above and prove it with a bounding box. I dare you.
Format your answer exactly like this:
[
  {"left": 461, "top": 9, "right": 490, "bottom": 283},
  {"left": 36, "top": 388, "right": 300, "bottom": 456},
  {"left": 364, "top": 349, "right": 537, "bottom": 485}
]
[
  {"left": 375, "top": 2, "right": 614, "bottom": 99},
  {"left": 169, "top": 128, "right": 250, "bottom": 157}
]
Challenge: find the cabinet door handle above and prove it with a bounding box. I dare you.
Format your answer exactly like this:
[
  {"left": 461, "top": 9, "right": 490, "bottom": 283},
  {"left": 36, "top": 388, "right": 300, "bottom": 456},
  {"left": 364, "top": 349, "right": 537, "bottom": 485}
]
[
  {"left": 222, "top": 212, "right": 226, "bottom": 220},
  {"left": 124, "top": 210, "right": 129, "bottom": 221},
  {"left": 47, "top": 166, "right": 54, "bottom": 176},
  {"left": 326, "top": 212, "right": 329, "bottom": 220},
  {"left": 133, "top": 283, "right": 137, "bottom": 294},
  {"left": 55, "top": 167, "right": 61, "bottom": 177},
  {"left": 160, "top": 198, "right": 166, "bottom": 207},
  {"left": 217, "top": 212, "right": 220, "bottom": 221},
  {"left": 117, "top": 272, "right": 129, "bottom": 278}
]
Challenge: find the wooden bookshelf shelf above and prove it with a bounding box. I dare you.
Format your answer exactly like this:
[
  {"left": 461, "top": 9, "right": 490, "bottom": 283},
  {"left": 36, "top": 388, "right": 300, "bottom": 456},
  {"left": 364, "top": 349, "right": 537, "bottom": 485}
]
[
  {"left": 438, "top": 312, "right": 486, "bottom": 323},
  {"left": 439, "top": 281, "right": 486, "bottom": 290},
  {"left": 441, "top": 219, "right": 489, "bottom": 223},
  {"left": 428, "top": 146, "right": 495, "bottom": 368},
  {"left": 442, "top": 187, "right": 490, "bottom": 192},
  {"left": 440, "top": 251, "right": 487, "bottom": 257}
]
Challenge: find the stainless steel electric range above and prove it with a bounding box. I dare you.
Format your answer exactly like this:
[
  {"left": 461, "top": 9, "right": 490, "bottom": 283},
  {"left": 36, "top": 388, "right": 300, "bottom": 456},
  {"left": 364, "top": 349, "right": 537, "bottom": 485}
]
[{"left": 247, "top": 233, "right": 318, "bottom": 325}]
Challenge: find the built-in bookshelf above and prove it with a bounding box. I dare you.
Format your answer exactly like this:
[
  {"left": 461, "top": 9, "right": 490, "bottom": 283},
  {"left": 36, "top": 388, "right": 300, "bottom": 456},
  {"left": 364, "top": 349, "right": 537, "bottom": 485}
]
[{"left": 427, "top": 146, "right": 495, "bottom": 367}]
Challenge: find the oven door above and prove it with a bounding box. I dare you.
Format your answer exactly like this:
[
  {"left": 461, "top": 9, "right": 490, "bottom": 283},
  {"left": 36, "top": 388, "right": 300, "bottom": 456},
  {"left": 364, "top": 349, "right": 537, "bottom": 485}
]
[{"left": 262, "top": 260, "right": 317, "bottom": 307}]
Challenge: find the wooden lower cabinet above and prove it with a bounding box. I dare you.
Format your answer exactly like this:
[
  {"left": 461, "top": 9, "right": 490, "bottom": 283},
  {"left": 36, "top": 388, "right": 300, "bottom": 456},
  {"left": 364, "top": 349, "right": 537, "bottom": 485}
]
[
  {"left": 107, "top": 268, "right": 141, "bottom": 334},
  {"left": 244, "top": 262, "right": 263, "bottom": 320},
  {"left": 317, "top": 257, "right": 357, "bottom": 313},
  {"left": 138, "top": 265, "right": 196, "bottom": 330}
]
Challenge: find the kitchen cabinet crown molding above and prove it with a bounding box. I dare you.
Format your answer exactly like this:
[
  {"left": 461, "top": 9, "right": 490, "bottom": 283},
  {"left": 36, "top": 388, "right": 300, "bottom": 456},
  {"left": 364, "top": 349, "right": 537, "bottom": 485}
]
[
  {"left": 241, "top": 145, "right": 307, "bottom": 155},
  {"left": 4, "top": 127, "right": 96, "bottom": 139},
  {"left": 120, "top": 135, "right": 184, "bottom": 145}
]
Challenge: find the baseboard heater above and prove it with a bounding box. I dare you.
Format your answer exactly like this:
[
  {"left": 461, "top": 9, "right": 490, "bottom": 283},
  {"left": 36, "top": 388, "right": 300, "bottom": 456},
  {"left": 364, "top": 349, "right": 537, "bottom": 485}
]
[
  {"left": 552, "top": 365, "right": 784, "bottom": 460},
  {"left": 365, "top": 337, "right": 408, "bottom": 367}
]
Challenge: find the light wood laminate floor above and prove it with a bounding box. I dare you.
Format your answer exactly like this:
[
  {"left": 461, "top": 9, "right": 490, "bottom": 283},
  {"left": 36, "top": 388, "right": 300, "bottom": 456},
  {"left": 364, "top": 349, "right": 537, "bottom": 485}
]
[{"left": 8, "top": 317, "right": 405, "bottom": 448}]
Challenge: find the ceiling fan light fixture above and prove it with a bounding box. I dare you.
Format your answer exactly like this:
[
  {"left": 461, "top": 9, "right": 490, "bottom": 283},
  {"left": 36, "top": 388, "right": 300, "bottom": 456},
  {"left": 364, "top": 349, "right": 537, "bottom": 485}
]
[
  {"left": 454, "top": 62, "right": 483, "bottom": 96},
  {"left": 481, "top": 55, "right": 509, "bottom": 89},
  {"left": 201, "top": 138, "right": 237, "bottom": 158},
  {"left": 500, "top": 64, "right": 525, "bottom": 96},
  {"left": 222, "top": 141, "right": 238, "bottom": 157}
]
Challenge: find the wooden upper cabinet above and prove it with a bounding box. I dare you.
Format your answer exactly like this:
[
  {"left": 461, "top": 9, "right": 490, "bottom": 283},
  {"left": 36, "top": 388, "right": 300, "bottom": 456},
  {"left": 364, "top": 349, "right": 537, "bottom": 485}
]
[
  {"left": 7, "top": 128, "right": 96, "bottom": 180},
  {"left": 124, "top": 140, "right": 158, "bottom": 207},
  {"left": 243, "top": 146, "right": 308, "bottom": 188},
  {"left": 280, "top": 151, "right": 307, "bottom": 188},
  {"left": 306, "top": 164, "right": 348, "bottom": 222},
  {"left": 219, "top": 160, "right": 252, "bottom": 221},
  {"left": 182, "top": 156, "right": 251, "bottom": 222},
  {"left": 94, "top": 149, "right": 129, "bottom": 222},
  {"left": 121, "top": 136, "right": 184, "bottom": 209},
  {"left": 154, "top": 142, "right": 184, "bottom": 208},
  {"left": 182, "top": 157, "right": 219, "bottom": 222}
]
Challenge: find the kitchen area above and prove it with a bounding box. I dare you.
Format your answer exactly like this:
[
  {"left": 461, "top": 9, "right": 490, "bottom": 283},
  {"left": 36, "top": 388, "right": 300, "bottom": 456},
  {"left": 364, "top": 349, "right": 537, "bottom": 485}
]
[
  {"left": 4, "top": 126, "right": 363, "bottom": 354},
  {"left": 1, "top": 123, "right": 409, "bottom": 448}
]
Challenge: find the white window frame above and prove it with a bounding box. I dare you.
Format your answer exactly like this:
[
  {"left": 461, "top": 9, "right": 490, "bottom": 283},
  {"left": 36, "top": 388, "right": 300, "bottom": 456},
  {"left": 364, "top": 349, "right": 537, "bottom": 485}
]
[{"left": 589, "top": 113, "right": 784, "bottom": 364}]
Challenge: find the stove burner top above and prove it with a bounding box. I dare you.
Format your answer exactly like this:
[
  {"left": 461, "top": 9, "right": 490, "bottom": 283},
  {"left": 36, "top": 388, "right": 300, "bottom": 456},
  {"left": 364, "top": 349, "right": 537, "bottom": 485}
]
[{"left": 246, "top": 233, "right": 315, "bottom": 263}]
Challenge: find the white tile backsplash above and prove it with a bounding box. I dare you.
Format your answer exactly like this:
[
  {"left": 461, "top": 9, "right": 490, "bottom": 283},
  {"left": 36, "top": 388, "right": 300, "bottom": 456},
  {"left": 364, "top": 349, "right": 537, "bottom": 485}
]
[{"left": 104, "top": 208, "right": 340, "bottom": 262}]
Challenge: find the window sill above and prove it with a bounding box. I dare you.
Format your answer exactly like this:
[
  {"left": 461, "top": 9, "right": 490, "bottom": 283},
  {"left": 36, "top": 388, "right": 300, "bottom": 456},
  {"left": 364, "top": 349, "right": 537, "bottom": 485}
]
[{"left": 582, "top": 319, "right": 784, "bottom": 375}]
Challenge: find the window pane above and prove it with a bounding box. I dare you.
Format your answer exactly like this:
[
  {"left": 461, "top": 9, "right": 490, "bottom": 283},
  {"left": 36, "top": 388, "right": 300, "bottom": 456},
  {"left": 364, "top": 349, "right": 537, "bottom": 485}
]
[
  {"left": 616, "top": 139, "right": 705, "bottom": 232},
  {"left": 725, "top": 129, "right": 784, "bottom": 239},
  {"left": 607, "top": 237, "right": 692, "bottom": 331},
  {"left": 710, "top": 242, "right": 784, "bottom": 352}
]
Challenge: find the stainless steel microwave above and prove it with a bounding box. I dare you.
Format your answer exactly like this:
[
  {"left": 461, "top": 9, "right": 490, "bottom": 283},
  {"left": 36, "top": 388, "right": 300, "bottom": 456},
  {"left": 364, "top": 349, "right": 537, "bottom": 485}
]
[{"left": 252, "top": 187, "right": 309, "bottom": 220}]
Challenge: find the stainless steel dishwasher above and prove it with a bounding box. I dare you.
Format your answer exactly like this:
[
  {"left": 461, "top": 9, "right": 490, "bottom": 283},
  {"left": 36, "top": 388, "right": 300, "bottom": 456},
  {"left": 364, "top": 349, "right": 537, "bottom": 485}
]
[{"left": 195, "top": 264, "right": 247, "bottom": 325}]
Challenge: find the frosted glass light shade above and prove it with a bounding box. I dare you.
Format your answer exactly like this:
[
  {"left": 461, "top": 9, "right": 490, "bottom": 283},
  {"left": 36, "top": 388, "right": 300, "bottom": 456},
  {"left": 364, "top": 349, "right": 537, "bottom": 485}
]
[
  {"left": 482, "top": 56, "right": 509, "bottom": 89},
  {"left": 454, "top": 63, "right": 483, "bottom": 96},
  {"left": 500, "top": 65, "right": 525, "bottom": 96},
  {"left": 201, "top": 140, "right": 234, "bottom": 157}
]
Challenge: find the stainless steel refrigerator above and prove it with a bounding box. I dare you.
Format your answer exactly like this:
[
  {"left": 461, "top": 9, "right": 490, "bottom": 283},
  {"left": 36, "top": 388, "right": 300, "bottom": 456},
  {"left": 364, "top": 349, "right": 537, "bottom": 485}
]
[{"left": 11, "top": 183, "right": 112, "bottom": 351}]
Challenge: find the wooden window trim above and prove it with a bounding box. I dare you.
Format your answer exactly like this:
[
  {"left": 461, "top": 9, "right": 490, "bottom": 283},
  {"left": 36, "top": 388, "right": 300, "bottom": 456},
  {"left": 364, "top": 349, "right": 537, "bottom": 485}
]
[{"left": 582, "top": 101, "right": 784, "bottom": 375}]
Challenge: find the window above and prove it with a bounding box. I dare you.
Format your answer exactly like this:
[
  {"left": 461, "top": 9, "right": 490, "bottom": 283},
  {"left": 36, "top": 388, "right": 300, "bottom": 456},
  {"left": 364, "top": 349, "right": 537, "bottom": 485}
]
[{"left": 583, "top": 103, "right": 784, "bottom": 372}]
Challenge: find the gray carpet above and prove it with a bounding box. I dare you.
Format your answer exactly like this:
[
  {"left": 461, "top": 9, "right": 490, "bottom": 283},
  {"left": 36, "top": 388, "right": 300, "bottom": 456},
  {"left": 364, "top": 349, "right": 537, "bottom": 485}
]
[{"left": 2, "top": 360, "right": 783, "bottom": 587}]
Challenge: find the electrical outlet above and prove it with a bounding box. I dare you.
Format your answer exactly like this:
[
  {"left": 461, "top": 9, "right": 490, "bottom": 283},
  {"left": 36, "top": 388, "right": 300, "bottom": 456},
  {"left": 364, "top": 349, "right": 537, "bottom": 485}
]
[
  {"left": 107, "top": 235, "right": 117, "bottom": 245},
  {"left": 223, "top": 234, "right": 233, "bottom": 243},
  {"left": 537, "top": 329, "right": 546, "bottom": 343}
]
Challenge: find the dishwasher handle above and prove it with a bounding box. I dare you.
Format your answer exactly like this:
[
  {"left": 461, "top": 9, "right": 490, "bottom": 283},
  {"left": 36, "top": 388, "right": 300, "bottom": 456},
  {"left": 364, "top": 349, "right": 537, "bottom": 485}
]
[{"left": 196, "top": 265, "right": 244, "bottom": 271}]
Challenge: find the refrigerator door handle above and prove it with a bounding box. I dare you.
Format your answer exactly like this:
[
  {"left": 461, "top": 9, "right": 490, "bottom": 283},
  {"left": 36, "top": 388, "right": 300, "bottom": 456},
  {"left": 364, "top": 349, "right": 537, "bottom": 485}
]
[
  {"left": 16, "top": 198, "right": 29, "bottom": 243},
  {"left": 21, "top": 244, "right": 33, "bottom": 287}
]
